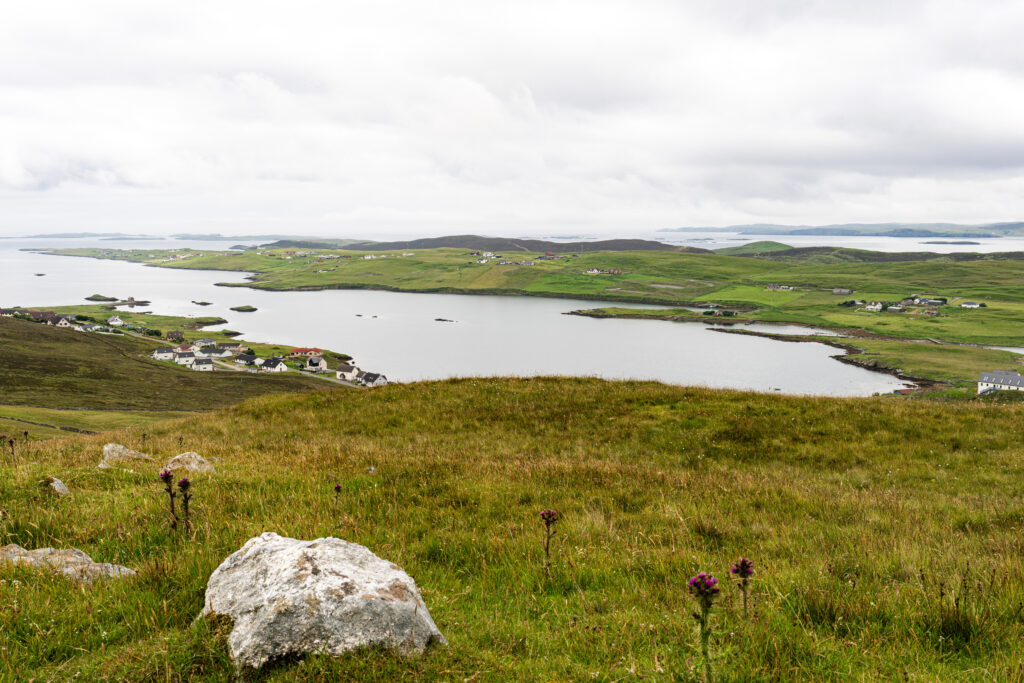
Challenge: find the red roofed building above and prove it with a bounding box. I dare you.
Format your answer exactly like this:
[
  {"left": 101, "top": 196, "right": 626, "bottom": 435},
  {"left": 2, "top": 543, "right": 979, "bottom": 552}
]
[{"left": 287, "top": 347, "right": 324, "bottom": 359}]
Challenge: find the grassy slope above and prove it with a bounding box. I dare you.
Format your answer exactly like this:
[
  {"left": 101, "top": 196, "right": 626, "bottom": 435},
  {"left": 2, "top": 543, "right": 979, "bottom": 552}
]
[
  {"left": 713, "top": 240, "right": 793, "bottom": 256},
  {"left": 1, "top": 378, "right": 1023, "bottom": 681},
  {"left": 0, "top": 317, "right": 338, "bottom": 433},
  {"left": 43, "top": 305, "right": 352, "bottom": 365},
  {"left": 40, "top": 247, "right": 1024, "bottom": 346}
]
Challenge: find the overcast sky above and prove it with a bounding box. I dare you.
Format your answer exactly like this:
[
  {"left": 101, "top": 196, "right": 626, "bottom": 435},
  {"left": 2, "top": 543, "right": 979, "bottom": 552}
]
[{"left": 3, "top": 1, "right": 1024, "bottom": 238}]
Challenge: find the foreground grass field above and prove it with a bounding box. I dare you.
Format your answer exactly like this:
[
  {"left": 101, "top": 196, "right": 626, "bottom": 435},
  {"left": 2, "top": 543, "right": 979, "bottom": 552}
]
[{"left": 2, "top": 378, "right": 1023, "bottom": 680}]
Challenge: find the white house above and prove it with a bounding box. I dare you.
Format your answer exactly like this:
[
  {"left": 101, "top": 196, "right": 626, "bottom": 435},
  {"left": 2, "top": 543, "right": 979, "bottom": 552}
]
[
  {"left": 152, "top": 347, "right": 175, "bottom": 361},
  {"left": 174, "top": 352, "right": 196, "bottom": 366},
  {"left": 261, "top": 358, "right": 288, "bottom": 372},
  {"left": 197, "top": 347, "right": 233, "bottom": 359},
  {"left": 51, "top": 315, "right": 76, "bottom": 328},
  {"left": 961, "top": 301, "right": 982, "bottom": 309},
  {"left": 193, "top": 338, "right": 217, "bottom": 348},
  {"left": 305, "top": 356, "right": 328, "bottom": 373},
  {"left": 335, "top": 363, "right": 359, "bottom": 381},
  {"left": 357, "top": 371, "right": 389, "bottom": 387},
  {"left": 191, "top": 359, "right": 214, "bottom": 372},
  {"left": 107, "top": 315, "right": 124, "bottom": 327},
  {"left": 978, "top": 370, "right": 1024, "bottom": 394},
  {"left": 864, "top": 302, "right": 884, "bottom": 312}
]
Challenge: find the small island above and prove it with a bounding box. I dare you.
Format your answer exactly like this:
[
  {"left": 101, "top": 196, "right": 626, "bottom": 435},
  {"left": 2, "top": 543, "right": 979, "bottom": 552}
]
[
  {"left": 85, "top": 294, "right": 118, "bottom": 302},
  {"left": 192, "top": 300, "right": 213, "bottom": 306},
  {"left": 230, "top": 305, "right": 258, "bottom": 312},
  {"left": 922, "top": 240, "right": 981, "bottom": 245}
]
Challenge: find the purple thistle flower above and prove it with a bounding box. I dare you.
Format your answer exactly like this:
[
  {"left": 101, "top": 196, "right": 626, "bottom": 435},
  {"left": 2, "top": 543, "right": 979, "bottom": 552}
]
[
  {"left": 159, "top": 469, "right": 173, "bottom": 484},
  {"left": 334, "top": 483, "right": 342, "bottom": 494},
  {"left": 688, "top": 573, "right": 720, "bottom": 602},
  {"left": 22, "top": 430, "right": 28, "bottom": 438},
  {"left": 177, "top": 477, "right": 190, "bottom": 492},
  {"left": 539, "top": 509, "right": 559, "bottom": 526},
  {"left": 731, "top": 557, "right": 755, "bottom": 579}
]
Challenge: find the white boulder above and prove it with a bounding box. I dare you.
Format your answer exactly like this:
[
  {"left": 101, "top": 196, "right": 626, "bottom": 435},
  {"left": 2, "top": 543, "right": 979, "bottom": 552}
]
[
  {"left": 165, "top": 452, "right": 216, "bottom": 474},
  {"left": 98, "top": 443, "right": 154, "bottom": 469},
  {"left": 200, "top": 532, "right": 445, "bottom": 671},
  {"left": 0, "top": 544, "right": 136, "bottom": 582},
  {"left": 44, "top": 477, "right": 69, "bottom": 496}
]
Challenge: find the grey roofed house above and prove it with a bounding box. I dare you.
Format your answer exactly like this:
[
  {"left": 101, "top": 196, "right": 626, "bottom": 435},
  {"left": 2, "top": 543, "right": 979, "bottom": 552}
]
[
  {"left": 191, "top": 358, "right": 214, "bottom": 371},
  {"left": 978, "top": 370, "right": 1024, "bottom": 393},
  {"left": 234, "top": 353, "right": 258, "bottom": 365},
  {"left": 193, "top": 337, "right": 217, "bottom": 347}
]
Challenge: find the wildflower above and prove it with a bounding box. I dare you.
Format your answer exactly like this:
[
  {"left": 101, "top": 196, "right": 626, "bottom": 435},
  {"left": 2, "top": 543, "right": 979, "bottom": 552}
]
[
  {"left": 160, "top": 469, "right": 177, "bottom": 530},
  {"left": 731, "top": 557, "right": 755, "bottom": 617},
  {"left": 22, "top": 430, "right": 28, "bottom": 439},
  {"left": 539, "top": 509, "right": 560, "bottom": 579},
  {"left": 688, "top": 572, "right": 720, "bottom": 683},
  {"left": 334, "top": 483, "right": 342, "bottom": 494},
  {"left": 731, "top": 557, "right": 754, "bottom": 579},
  {"left": 178, "top": 478, "right": 192, "bottom": 533}
]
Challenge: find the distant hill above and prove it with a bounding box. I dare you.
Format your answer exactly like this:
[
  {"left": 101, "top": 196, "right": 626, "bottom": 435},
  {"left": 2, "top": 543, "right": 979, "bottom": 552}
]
[
  {"left": 714, "top": 240, "right": 793, "bottom": 256},
  {"left": 731, "top": 246, "right": 1024, "bottom": 264},
  {"left": 662, "top": 222, "right": 1021, "bottom": 238},
  {"left": 261, "top": 235, "right": 709, "bottom": 253}
]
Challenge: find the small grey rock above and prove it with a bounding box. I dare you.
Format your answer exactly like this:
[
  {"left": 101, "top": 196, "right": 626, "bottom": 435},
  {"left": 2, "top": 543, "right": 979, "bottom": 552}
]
[
  {"left": 45, "top": 477, "right": 69, "bottom": 496},
  {"left": 98, "top": 443, "right": 154, "bottom": 470},
  {"left": 165, "top": 452, "right": 216, "bottom": 474},
  {"left": 0, "top": 544, "right": 135, "bottom": 582}
]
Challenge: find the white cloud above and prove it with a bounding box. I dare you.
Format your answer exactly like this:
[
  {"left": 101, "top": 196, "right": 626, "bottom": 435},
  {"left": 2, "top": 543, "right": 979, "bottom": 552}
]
[{"left": 2, "top": 0, "right": 1024, "bottom": 237}]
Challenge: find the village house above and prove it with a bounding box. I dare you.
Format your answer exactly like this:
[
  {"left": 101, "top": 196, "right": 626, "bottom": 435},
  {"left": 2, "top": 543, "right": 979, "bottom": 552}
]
[
  {"left": 193, "top": 338, "right": 217, "bottom": 348},
  {"left": 765, "top": 284, "right": 793, "bottom": 291},
  {"left": 335, "top": 363, "right": 359, "bottom": 381},
  {"left": 886, "top": 305, "right": 905, "bottom": 313},
  {"left": 287, "top": 347, "right": 323, "bottom": 359},
  {"left": 832, "top": 288, "right": 853, "bottom": 295},
  {"left": 477, "top": 259, "right": 489, "bottom": 264},
  {"left": 78, "top": 323, "right": 104, "bottom": 332},
  {"left": 173, "top": 343, "right": 195, "bottom": 354},
  {"left": 978, "top": 370, "right": 1024, "bottom": 394},
  {"left": 191, "top": 359, "right": 214, "bottom": 372},
  {"left": 107, "top": 315, "right": 124, "bottom": 327},
  {"left": 0, "top": 308, "right": 19, "bottom": 317},
  {"left": 51, "top": 315, "right": 76, "bottom": 328},
  {"left": 305, "top": 356, "right": 328, "bottom": 373},
  {"left": 166, "top": 330, "right": 185, "bottom": 342},
  {"left": 864, "top": 302, "right": 884, "bottom": 312},
  {"left": 174, "top": 352, "right": 196, "bottom": 366},
  {"left": 261, "top": 358, "right": 288, "bottom": 373},
  {"left": 197, "top": 347, "right": 233, "bottom": 359},
  {"left": 961, "top": 301, "right": 982, "bottom": 309},
  {"left": 234, "top": 354, "right": 258, "bottom": 366},
  {"left": 152, "top": 347, "right": 175, "bottom": 361},
  {"left": 357, "top": 371, "right": 389, "bottom": 387},
  {"left": 216, "top": 341, "right": 245, "bottom": 352}
]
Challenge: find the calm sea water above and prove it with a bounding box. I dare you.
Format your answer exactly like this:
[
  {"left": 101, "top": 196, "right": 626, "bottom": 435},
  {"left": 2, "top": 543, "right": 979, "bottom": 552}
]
[{"left": 0, "top": 237, "right": 912, "bottom": 396}]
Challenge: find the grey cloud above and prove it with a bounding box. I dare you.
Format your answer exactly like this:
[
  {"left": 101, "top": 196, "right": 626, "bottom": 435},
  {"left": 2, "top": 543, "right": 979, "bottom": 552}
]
[{"left": 2, "top": 0, "right": 1024, "bottom": 235}]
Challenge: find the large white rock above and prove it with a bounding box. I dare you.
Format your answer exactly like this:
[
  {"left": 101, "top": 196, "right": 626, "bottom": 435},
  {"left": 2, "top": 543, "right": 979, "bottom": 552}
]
[
  {"left": 164, "top": 452, "right": 216, "bottom": 474},
  {"left": 0, "top": 544, "right": 136, "bottom": 582},
  {"left": 97, "top": 443, "right": 154, "bottom": 469},
  {"left": 200, "top": 532, "right": 445, "bottom": 671}
]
